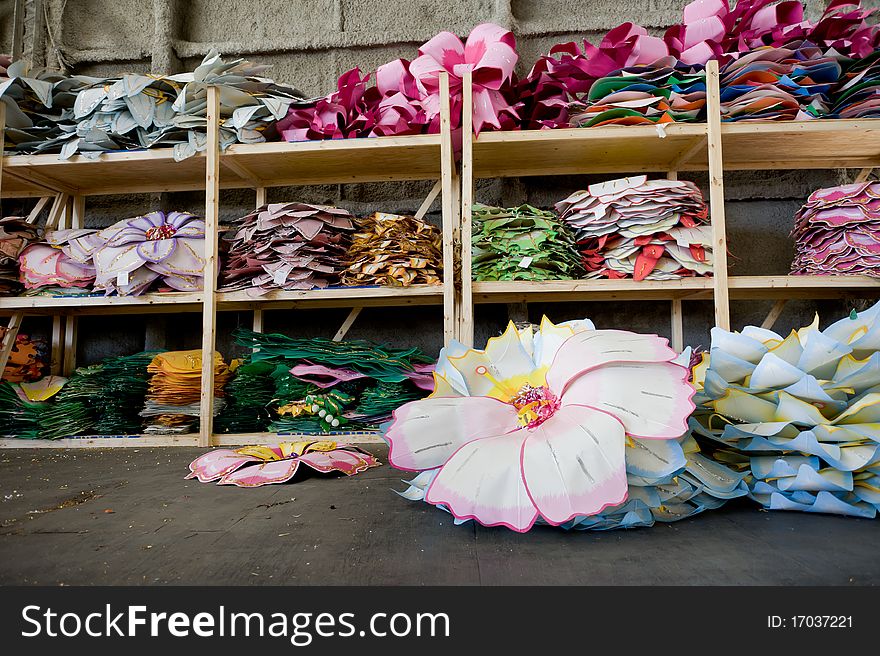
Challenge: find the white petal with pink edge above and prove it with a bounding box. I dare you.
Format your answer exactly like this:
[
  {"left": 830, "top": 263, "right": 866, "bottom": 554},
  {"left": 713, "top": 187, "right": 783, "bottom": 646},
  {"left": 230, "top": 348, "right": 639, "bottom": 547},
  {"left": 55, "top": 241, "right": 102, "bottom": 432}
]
[
  {"left": 425, "top": 431, "right": 539, "bottom": 532},
  {"left": 546, "top": 329, "right": 677, "bottom": 395},
  {"left": 521, "top": 405, "right": 628, "bottom": 524},
  {"left": 560, "top": 361, "right": 694, "bottom": 439},
  {"left": 386, "top": 396, "right": 519, "bottom": 471}
]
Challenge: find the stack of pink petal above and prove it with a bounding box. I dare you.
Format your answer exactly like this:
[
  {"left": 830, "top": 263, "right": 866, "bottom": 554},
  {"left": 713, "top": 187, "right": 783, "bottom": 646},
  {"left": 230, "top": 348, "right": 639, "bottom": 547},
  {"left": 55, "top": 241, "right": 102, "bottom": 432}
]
[
  {"left": 791, "top": 181, "right": 880, "bottom": 277},
  {"left": 556, "top": 176, "right": 713, "bottom": 281},
  {"left": 18, "top": 229, "right": 102, "bottom": 290},
  {"left": 219, "top": 203, "right": 354, "bottom": 295},
  {"left": 92, "top": 211, "right": 206, "bottom": 296}
]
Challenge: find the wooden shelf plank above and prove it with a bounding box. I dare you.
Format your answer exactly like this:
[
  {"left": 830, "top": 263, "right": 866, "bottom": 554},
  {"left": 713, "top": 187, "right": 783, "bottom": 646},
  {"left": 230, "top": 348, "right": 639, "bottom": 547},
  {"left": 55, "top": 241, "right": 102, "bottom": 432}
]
[
  {"left": 2, "top": 133, "right": 444, "bottom": 198},
  {"left": 0, "top": 285, "right": 445, "bottom": 316},
  {"left": 0, "top": 292, "right": 205, "bottom": 315},
  {"left": 728, "top": 275, "right": 880, "bottom": 299},
  {"left": 0, "top": 431, "right": 384, "bottom": 449},
  {"left": 720, "top": 119, "right": 880, "bottom": 170},
  {"left": 472, "top": 123, "right": 709, "bottom": 178},
  {"left": 472, "top": 278, "right": 714, "bottom": 303}
]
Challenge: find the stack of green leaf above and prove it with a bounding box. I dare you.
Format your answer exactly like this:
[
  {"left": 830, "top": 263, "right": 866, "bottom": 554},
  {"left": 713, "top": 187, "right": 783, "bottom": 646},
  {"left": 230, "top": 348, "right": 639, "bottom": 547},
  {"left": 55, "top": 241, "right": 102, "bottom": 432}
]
[
  {"left": 472, "top": 204, "right": 585, "bottom": 281},
  {"left": 0, "top": 382, "right": 46, "bottom": 439},
  {"left": 35, "top": 365, "right": 105, "bottom": 438},
  {"left": 91, "top": 352, "right": 157, "bottom": 435},
  {"left": 233, "top": 329, "right": 432, "bottom": 434},
  {"left": 213, "top": 360, "right": 278, "bottom": 434}
]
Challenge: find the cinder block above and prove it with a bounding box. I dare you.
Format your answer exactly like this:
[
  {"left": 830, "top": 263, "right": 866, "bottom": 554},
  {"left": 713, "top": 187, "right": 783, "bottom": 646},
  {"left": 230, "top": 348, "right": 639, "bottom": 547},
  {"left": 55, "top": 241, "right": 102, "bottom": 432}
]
[
  {"left": 181, "top": 0, "right": 340, "bottom": 42},
  {"left": 341, "top": 0, "right": 497, "bottom": 37},
  {"left": 512, "top": 0, "right": 678, "bottom": 33},
  {"left": 62, "top": 0, "right": 155, "bottom": 56}
]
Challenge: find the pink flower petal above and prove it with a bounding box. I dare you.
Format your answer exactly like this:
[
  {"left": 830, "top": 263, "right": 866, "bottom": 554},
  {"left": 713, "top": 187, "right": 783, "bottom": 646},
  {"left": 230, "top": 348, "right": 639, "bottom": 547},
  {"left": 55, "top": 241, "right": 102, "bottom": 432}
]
[
  {"left": 186, "top": 449, "right": 261, "bottom": 482},
  {"left": 546, "top": 330, "right": 677, "bottom": 396},
  {"left": 425, "top": 431, "right": 538, "bottom": 532},
  {"left": 561, "top": 361, "right": 695, "bottom": 439},
  {"left": 521, "top": 404, "right": 628, "bottom": 524},
  {"left": 387, "top": 396, "right": 519, "bottom": 471},
  {"left": 218, "top": 459, "right": 301, "bottom": 487}
]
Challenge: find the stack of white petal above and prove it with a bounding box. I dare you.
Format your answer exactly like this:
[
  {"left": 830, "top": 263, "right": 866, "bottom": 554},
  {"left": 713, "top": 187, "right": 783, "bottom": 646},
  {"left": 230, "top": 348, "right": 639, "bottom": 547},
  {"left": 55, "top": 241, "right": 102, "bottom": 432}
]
[{"left": 692, "top": 303, "right": 880, "bottom": 519}]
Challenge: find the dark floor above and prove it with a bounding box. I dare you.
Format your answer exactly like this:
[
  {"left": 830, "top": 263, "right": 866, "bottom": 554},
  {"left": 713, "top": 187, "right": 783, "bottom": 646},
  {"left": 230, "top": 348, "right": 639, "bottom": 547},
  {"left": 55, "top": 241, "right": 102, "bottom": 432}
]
[{"left": 0, "top": 446, "right": 878, "bottom": 585}]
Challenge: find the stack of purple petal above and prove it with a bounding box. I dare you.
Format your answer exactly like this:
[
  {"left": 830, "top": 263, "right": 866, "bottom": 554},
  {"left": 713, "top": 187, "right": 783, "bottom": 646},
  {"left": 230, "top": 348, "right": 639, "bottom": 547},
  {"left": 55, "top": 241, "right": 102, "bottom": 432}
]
[
  {"left": 791, "top": 181, "right": 880, "bottom": 277},
  {"left": 92, "top": 211, "right": 206, "bottom": 295},
  {"left": 219, "top": 203, "right": 354, "bottom": 295}
]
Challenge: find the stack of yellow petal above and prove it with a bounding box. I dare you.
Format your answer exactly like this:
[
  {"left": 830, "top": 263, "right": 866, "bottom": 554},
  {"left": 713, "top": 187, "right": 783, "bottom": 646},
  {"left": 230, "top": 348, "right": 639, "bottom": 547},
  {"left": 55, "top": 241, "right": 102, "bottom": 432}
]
[
  {"left": 343, "top": 212, "right": 443, "bottom": 287},
  {"left": 140, "top": 350, "right": 233, "bottom": 433}
]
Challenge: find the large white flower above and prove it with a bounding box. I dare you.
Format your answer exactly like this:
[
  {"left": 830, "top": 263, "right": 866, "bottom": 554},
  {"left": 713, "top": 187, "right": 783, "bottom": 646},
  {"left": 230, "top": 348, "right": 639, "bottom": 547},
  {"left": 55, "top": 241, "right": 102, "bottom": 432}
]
[{"left": 386, "top": 317, "right": 695, "bottom": 531}]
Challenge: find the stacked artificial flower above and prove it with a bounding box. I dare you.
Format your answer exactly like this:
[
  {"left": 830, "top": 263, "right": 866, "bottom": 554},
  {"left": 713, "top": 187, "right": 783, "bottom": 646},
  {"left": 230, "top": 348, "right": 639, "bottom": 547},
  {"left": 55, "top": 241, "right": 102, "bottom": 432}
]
[
  {"left": 343, "top": 212, "right": 443, "bottom": 287},
  {"left": 691, "top": 303, "right": 880, "bottom": 519},
  {"left": 556, "top": 175, "right": 713, "bottom": 280},
  {"left": 388, "top": 317, "right": 746, "bottom": 532},
  {"left": 790, "top": 181, "right": 880, "bottom": 277},
  {"left": 718, "top": 44, "right": 843, "bottom": 121},
  {"left": 569, "top": 60, "right": 706, "bottom": 127},
  {"left": 140, "top": 350, "right": 232, "bottom": 433},
  {"left": 472, "top": 204, "right": 584, "bottom": 281},
  {"left": 219, "top": 203, "right": 354, "bottom": 294}
]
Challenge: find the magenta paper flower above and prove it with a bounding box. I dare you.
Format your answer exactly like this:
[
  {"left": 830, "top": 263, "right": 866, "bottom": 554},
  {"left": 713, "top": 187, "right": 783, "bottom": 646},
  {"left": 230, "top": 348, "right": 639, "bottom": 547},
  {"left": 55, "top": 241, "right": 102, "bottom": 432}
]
[
  {"left": 368, "top": 59, "right": 429, "bottom": 137},
  {"left": 276, "top": 68, "right": 375, "bottom": 141},
  {"left": 186, "top": 441, "right": 380, "bottom": 488},
  {"left": 93, "top": 211, "right": 206, "bottom": 295},
  {"left": 408, "top": 22, "right": 520, "bottom": 135},
  {"left": 386, "top": 319, "right": 695, "bottom": 532}
]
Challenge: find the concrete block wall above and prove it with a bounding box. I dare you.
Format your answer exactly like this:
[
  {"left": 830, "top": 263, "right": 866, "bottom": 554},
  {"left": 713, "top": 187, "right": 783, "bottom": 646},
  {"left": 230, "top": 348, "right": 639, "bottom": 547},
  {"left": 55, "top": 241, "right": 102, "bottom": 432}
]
[{"left": 3, "top": 0, "right": 880, "bottom": 365}]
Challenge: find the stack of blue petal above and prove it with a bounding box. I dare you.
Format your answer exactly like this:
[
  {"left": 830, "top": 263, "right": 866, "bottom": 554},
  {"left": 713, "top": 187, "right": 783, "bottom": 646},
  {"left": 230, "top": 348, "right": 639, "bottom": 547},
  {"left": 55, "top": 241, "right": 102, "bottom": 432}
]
[
  {"left": 395, "top": 431, "right": 749, "bottom": 531},
  {"left": 691, "top": 302, "right": 880, "bottom": 519}
]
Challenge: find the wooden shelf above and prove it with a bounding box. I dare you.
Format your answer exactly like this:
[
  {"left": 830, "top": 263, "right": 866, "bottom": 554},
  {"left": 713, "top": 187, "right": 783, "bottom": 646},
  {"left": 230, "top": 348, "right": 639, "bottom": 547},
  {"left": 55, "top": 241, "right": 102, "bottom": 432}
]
[
  {"left": 0, "top": 431, "right": 385, "bottom": 449},
  {"left": 728, "top": 275, "right": 880, "bottom": 299},
  {"left": 216, "top": 284, "right": 444, "bottom": 311},
  {"left": 472, "top": 278, "right": 714, "bottom": 303},
  {"left": 720, "top": 119, "right": 880, "bottom": 171},
  {"left": 0, "top": 285, "right": 444, "bottom": 317},
  {"left": 1, "top": 133, "right": 444, "bottom": 198},
  {"left": 472, "top": 123, "right": 709, "bottom": 178},
  {"left": 0, "top": 292, "right": 204, "bottom": 316}
]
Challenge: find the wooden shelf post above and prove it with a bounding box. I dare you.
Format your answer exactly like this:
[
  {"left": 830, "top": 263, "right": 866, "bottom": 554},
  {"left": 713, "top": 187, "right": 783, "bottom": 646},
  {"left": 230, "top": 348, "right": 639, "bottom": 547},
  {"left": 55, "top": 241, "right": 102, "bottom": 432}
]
[
  {"left": 458, "top": 70, "right": 475, "bottom": 348},
  {"left": 199, "top": 85, "right": 221, "bottom": 447},
  {"left": 439, "top": 71, "right": 456, "bottom": 347},
  {"left": 705, "top": 59, "right": 731, "bottom": 331}
]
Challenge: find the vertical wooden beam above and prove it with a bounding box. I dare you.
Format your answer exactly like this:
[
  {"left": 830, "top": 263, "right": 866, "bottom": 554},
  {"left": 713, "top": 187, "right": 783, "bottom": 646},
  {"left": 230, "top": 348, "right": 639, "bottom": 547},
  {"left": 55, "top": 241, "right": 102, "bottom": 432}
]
[
  {"left": 50, "top": 316, "right": 62, "bottom": 375},
  {"left": 71, "top": 195, "right": 85, "bottom": 229},
  {"left": 62, "top": 317, "right": 77, "bottom": 375},
  {"left": 439, "top": 72, "right": 456, "bottom": 347},
  {"left": 333, "top": 307, "right": 363, "bottom": 342},
  {"left": 252, "top": 187, "right": 267, "bottom": 339},
  {"left": 761, "top": 299, "right": 788, "bottom": 330},
  {"left": 0, "top": 314, "right": 24, "bottom": 377},
  {"left": 11, "top": 0, "right": 26, "bottom": 62},
  {"left": 0, "top": 101, "right": 6, "bottom": 213},
  {"left": 199, "top": 86, "right": 221, "bottom": 447},
  {"left": 671, "top": 299, "right": 684, "bottom": 352},
  {"left": 44, "top": 193, "right": 68, "bottom": 230},
  {"left": 705, "top": 59, "right": 730, "bottom": 331},
  {"left": 458, "top": 70, "right": 475, "bottom": 348}
]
